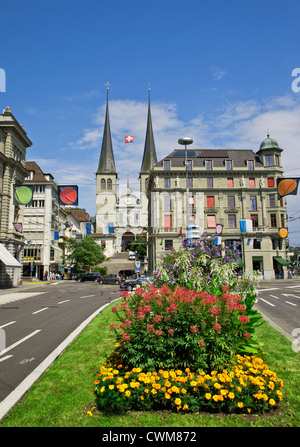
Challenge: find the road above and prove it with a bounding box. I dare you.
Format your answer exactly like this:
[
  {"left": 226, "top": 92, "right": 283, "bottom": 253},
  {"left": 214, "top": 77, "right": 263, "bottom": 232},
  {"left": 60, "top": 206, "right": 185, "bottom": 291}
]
[
  {"left": 0, "top": 281, "right": 120, "bottom": 416},
  {"left": 255, "top": 280, "right": 300, "bottom": 341}
]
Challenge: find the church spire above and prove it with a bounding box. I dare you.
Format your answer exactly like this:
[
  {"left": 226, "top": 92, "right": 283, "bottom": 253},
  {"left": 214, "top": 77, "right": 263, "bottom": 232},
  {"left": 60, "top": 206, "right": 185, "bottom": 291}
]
[
  {"left": 140, "top": 88, "right": 157, "bottom": 174},
  {"left": 97, "top": 83, "right": 117, "bottom": 174}
]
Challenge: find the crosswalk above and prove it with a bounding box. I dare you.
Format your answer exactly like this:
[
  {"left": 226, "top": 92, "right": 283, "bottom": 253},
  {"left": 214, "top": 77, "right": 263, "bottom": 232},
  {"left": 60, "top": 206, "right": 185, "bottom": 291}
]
[{"left": 256, "top": 284, "right": 300, "bottom": 307}]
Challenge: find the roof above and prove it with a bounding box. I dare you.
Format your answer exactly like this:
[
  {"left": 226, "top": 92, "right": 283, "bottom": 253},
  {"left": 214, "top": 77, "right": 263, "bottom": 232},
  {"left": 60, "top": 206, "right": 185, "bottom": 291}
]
[
  {"left": 25, "top": 161, "right": 54, "bottom": 183},
  {"left": 155, "top": 149, "right": 263, "bottom": 168},
  {"left": 97, "top": 90, "right": 117, "bottom": 175},
  {"left": 140, "top": 90, "right": 158, "bottom": 174},
  {"left": 259, "top": 134, "right": 283, "bottom": 152},
  {"left": 66, "top": 209, "right": 89, "bottom": 222}
]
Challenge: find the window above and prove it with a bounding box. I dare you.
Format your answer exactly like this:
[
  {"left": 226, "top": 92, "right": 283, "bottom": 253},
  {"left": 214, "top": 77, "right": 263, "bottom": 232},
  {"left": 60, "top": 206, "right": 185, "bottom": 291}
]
[
  {"left": 267, "top": 177, "right": 274, "bottom": 187},
  {"left": 281, "top": 214, "right": 285, "bottom": 227},
  {"left": 164, "top": 178, "right": 171, "bottom": 188},
  {"left": 207, "top": 196, "right": 215, "bottom": 208},
  {"left": 270, "top": 214, "right": 277, "bottom": 228},
  {"left": 164, "top": 196, "right": 171, "bottom": 211},
  {"left": 250, "top": 196, "right": 257, "bottom": 211},
  {"left": 226, "top": 160, "right": 232, "bottom": 170},
  {"left": 227, "top": 178, "right": 234, "bottom": 188},
  {"left": 269, "top": 195, "right": 275, "bottom": 207},
  {"left": 164, "top": 160, "right": 170, "bottom": 170},
  {"left": 248, "top": 160, "right": 254, "bottom": 170},
  {"left": 165, "top": 240, "right": 173, "bottom": 250},
  {"left": 187, "top": 160, "right": 192, "bottom": 170},
  {"left": 206, "top": 160, "right": 212, "bottom": 170},
  {"left": 207, "top": 178, "right": 213, "bottom": 188},
  {"left": 228, "top": 214, "right": 236, "bottom": 228},
  {"left": 250, "top": 214, "right": 258, "bottom": 228},
  {"left": 207, "top": 215, "right": 216, "bottom": 228},
  {"left": 265, "top": 155, "right": 273, "bottom": 166},
  {"left": 227, "top": 196, "right": 235, "bottom": 208},
  {"left": 249, "top": 178, "right": 255, "bottom": 188},
  {"left": 275, "top": 155, "right": 280, "bottom": 166},
  {"left": 253, "top": 239, "right": 261, "bottom": 249},
  {"left": 189, "top": 215, "right": 195, "bottom": 224},
  {"left": 107, "top": 178, "right": 112, "bottom": 190},
  {"left": 189, "top": 195, "right": 195, "bottom": 208},
  {"left": 187, "top": 177, "right": 193, "bottom": 188},
  {"left": 101, "top": 179, "right": 106, "bottom": 190},
  {"left": 164, "top": 215, "right": 172, "bottom": 229}
]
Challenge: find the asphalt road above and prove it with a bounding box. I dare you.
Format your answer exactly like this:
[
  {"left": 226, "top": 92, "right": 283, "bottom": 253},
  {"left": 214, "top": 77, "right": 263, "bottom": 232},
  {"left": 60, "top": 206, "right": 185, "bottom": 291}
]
[
  {"left": 255, "top": 280, "right": 300, "bottom": 342},
  {"left": 0, "top": 281, "right": 120, "bottom": 411}
]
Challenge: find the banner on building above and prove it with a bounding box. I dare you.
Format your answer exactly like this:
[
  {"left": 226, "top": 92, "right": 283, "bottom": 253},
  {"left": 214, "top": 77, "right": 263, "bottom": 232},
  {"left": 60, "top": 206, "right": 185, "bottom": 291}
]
[
  {"left": 14, "top": 185, "right": 34, "bottom": 205},
  {"left": 277, "top": 178, "right": 299, "bottom": 200},
  {"left": 239, "top": 219, "right": 253, "bottom": 233},
  {"left": 58, "top": 185, "right": 78, "bottom": 206}
]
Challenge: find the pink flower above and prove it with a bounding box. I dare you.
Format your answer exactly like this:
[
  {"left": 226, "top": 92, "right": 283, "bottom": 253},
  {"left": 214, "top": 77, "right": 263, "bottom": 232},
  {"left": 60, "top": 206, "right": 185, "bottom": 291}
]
[
  {"left": 239, "top": 315, "right": 249, "bottom": 323},
  {"left": 167, "top": 328, "right": 174, "bottom": 335},
  {"left": 121, "top": 332, "right": 130, "bottom": 341},
  {"left": 120, "top": 301, "right": 128, "bottom": 310},
  {"left": 209, "top": 306, "right": 219, "bottom": 315},
  {"left": 155, "top": 329, "right": 162, "bottom": 336},
  {"left": 147, "top": 324, "right": 154, "bottom": 333},
  {"left": 222, "top": 285, "right": 230, "bottom": 292},
  {"left": 213, "top": 323, "right": 221, "bottom": 331},
  {"left": 243, "top": 333, "right": 251, "bottom": 338},
  {"left": 154, "top": 314, "right": 162, "bottom": 323},
  {"left": 111, "top": 306, "right": 118, "bottom": 313},
  {"left": 190, "top": 326, "right": 199, "bottom": 333},
  {"left": 198, "top": 339, "right": 205, "bottom": 347},
  {"left": 109, "top": 323, "right": 117, "bottom": 330}
]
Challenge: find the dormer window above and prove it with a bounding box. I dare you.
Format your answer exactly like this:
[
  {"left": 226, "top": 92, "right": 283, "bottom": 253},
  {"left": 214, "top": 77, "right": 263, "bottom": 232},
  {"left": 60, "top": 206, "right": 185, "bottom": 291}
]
[
  {"left": 164, "top": 160, "right": 170, "bottom": 170},
  {"left": 206, "top": 160, "right": 212, "bottom": 170},
  {"left": 265, "top": 155, "right": 273, "bottom": 166},
  {"left": 247, "top": 160, "right": 254, "bottom": 170},
  {"left": 226, "top": 160, "right": 232, "bottom": 170}
]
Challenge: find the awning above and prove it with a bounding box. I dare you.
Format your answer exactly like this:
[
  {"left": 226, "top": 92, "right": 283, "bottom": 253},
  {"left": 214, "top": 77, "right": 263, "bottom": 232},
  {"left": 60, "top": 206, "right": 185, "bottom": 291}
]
[
  {"left": 0, "top": 243, "right": 22, "bottom": 268},
  {"left": 274, "top": 257, "right": 289, "bottom": 267}
]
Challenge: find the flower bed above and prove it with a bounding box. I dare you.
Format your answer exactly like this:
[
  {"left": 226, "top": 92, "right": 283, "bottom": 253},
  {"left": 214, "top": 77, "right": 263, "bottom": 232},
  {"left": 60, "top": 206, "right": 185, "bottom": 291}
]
[
  {"left": 93, "top": 283, "right": 284, "bottom": 414},
  {"left": 93, "top": 352, "right": 283, "bottom": 414}
]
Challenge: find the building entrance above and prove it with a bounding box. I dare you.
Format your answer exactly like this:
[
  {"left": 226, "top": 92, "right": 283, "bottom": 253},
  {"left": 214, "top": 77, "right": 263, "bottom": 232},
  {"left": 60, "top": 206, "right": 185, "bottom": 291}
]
[{"left": 121, "top": 232, "right": 135, "bottom": 251}]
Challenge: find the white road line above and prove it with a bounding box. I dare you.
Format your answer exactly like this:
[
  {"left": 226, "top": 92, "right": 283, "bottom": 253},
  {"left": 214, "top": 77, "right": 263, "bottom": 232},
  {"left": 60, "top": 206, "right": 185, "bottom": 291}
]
[
  {"left": 269, "top": 295, "right": 280, "bottom": 299},
  {"left": 32, "top": 307, "right": 49, "bottom": 315},
  {"left": 259, "top": 298, "right": 276, "bottom": 307},
  {"left": 0, "top": 330, "right": 41, "bottom": 356},
  {"left": 57, "top": 300, "right": 70, "bottom": 304},
  {"left": 80, "top": 295, "right": 95, "bottom": 299},
  {"left": 287, "top": 285, "right": 300, "bottom": 288},
  {"left": 0, "top": 321, "right": 16, "bottom": 329},
  {"left": 285, "top": 301, "right": 298, "bottom": 306},
  {"left": 257, "top": 288, "right": 279, "bottom": 292},
  {"left": 0, "top": 355, "right": 13, "bottom": 363},
  {"left": 282, "top": 294, "right": 300, "bottom": 299}
]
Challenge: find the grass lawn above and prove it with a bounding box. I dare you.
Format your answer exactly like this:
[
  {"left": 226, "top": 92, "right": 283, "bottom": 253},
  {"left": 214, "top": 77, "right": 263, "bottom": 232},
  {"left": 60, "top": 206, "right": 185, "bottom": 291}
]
[{"left": 0, "top": 301, "right": 299, "bottom": 427}]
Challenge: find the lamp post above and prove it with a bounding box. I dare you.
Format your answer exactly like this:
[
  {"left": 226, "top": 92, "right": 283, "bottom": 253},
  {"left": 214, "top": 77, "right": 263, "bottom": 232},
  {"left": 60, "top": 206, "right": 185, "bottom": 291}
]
[{"left": 178, "top": 137, "right": 193, "bottom": 239}]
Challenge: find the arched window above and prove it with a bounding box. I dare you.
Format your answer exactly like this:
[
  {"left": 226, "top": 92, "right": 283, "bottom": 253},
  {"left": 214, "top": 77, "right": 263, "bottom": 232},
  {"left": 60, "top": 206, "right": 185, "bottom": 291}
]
[
  {"left": 101, "top": 179, "right": 106, "bottom": 190},
  {"left": 107, "top": 178, "right": 112, "bottom": 190}
]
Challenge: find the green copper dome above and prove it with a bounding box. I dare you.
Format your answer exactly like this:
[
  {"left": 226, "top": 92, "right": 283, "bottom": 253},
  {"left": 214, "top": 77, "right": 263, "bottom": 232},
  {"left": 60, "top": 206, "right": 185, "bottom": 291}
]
[{"left": 259, "top": 134, "right": 280, "bottom": 150}]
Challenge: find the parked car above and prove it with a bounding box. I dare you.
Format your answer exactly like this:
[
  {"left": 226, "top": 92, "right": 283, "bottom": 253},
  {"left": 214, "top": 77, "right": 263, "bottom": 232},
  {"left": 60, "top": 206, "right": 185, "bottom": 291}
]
[
  {"left": 97, "top": 274, "right": 123, "bottom": 285},
  {"left": 120, "top": 278, "right": 140, "bottom": 291},
  {"left": 80, "top": 272, "right": 103, "bottom": 282},
  {"left": 119, "top": 269, "right": 136, "bottom": 279},
  {"left": 128, "top": 251, "right": 136, "bottom": 260}
]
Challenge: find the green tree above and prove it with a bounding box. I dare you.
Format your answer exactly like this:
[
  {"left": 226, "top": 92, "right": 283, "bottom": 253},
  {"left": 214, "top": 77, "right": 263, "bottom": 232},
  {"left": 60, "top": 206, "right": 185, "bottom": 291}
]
[
  {"left": 130, "top": 235, "right": 147, "bottom": 259},
  {"left": 65, "top": 236, "right": 105, "bottom": 271}
]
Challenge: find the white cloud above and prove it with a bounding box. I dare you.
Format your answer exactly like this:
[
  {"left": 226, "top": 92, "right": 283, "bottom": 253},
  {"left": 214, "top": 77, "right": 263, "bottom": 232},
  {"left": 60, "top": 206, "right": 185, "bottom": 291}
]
[{"left": 211, "top": 66, "right": 227, "bottom": 81}]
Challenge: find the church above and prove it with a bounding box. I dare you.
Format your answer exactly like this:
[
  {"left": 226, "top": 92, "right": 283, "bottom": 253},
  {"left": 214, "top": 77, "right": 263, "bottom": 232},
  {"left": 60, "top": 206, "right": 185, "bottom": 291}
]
[{"left": 93, "top": 87, "right": 157, "bottom": 258}]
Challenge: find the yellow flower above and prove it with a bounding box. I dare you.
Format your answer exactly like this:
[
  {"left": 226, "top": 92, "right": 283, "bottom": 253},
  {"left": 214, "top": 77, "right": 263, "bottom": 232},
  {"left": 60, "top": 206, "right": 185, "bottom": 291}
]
[
  {"left": 109, "top": 385, "right": 114, "bottom": 390},
  {"left": 144, "top": 388, "right": 149, "bottom": 393},
  {"left": 228, "top": 392, "right": 235, "bottom": 400},
  {"left": 175, "top": 398, "right": 181, "bottom": 406},
  {"left": 87, "top": 411, "right": 93, "bottom": 417},
  {"left": 100, "top": 386, "right": 105, "bottom": 393},
  {"left": 237, "top": 402, "right": 244, "bottom": 408},
  {"left": 125, "top": 390, "right": 131, "bottom": 397},
  {"left": 140, "top": 396, "right": 144, "bottom": 400},
  {"left": 190, "top": 381, "right": 197, "bottom": 387},
  {"left": 214, "top": 382, "right": 222, "bottom": 389},
  {"left": 205, "top": 393, "right": 211, "bottom": 400},
  {"left": 165, "top": 393, "right": 171, "bottom": 399},
  {"left": 212, "top": 395, "right": 219, "bottom": 402},
  {"left": 151, "top": 389, "right": 157, "bottom": 395},
  {"left": 269, "top": 399, "right": 276, "bottom": 406},
  {"left": 183, "top": 404, "right": 189, "bottom": 410},
  {"left": 181, "top": 388, "right": 187, "bottom": 394},
  {"left": 94, "top": 379, "right": 99, "bottom": 385}
]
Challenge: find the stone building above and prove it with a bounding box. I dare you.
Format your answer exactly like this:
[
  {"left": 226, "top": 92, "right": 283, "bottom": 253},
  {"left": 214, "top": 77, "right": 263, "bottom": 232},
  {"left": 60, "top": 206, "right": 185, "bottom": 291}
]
[
  {"left": 0, "top": 107, "right": 32, "bottom": 287},
  {"left": 146, "top": 135, "right": 289, "bottom": 280}
]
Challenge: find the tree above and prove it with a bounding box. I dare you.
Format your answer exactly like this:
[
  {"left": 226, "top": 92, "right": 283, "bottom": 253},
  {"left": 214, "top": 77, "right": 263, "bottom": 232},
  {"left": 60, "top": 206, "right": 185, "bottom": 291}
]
[
  {"left": 65, "top": 236, "right": 105, "bottom": 271},
  {"left": 130, "top": 235, "right": 147, "bottom": 259}
]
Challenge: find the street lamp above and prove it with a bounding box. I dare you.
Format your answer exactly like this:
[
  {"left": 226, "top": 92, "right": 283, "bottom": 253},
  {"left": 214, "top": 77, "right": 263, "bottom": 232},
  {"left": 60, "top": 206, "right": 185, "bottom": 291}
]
[{"left": 178, "top": 137, "right": 193, "bottom": 238}]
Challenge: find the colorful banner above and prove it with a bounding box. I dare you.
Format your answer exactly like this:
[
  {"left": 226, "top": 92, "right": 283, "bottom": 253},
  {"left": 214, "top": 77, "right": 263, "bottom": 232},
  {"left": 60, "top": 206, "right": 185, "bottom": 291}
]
[
  {"left": 58, "top": 185, "right": 78, "bottom": 206},
  {"left": 14, "top": 185, "right": 34, "bottom": 205},
  {"left": 277, "top": 178, "right": 299, "bottom": 199}
]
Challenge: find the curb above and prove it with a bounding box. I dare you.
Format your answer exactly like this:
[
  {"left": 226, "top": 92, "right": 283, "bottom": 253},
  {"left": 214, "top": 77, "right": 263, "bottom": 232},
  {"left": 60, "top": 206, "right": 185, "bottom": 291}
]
[{"left": 0, "top": 298, "right": 119, "bottom": 422}]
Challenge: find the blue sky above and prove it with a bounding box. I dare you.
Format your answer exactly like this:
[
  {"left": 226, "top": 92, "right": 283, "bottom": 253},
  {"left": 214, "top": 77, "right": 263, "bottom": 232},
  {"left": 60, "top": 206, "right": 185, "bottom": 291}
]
[{"left": 1, "top": 0, "right": 300, "bottom": 244}]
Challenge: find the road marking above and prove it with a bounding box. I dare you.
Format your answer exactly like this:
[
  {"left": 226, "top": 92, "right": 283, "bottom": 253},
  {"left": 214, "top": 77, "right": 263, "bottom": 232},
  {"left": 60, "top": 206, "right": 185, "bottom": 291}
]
[
  {"left": 282, "top": 294, "right": 300, "bottom": 299},
  {"left": 285, "top": 301, "right": 298, "bottom": 306},
  {"left": 287, "top": 285, "right": 300, "bottom": 288},
  {"left": 0, "top": 355, "right": 13, "bottom": 363},
  {"left": 32, "top": 307, "right": 49, "bottom": 315},
  {"left": 269, "top": 295, "right": 280, "bottom": 300},
  {"left": 0, "top": 321, "right": 16, "bottom": 329},
  {"left": 80, "top": 295, "right": 95, "bottom": 299},
  {"left": 0, "top": 330, "right": 41, "bottom": 356},
  {"left": 257, "top": 288, "right": 279, "bottom": 292},
  {"left": 259, "top": 298, "right": 276, "bottom": 307},
  {"left": 57, "top": 300, "right": 70, "bottom": 304}
]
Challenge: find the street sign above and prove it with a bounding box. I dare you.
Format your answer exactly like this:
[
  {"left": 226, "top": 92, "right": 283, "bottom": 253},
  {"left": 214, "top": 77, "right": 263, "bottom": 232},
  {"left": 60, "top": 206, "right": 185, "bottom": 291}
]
[{"left": 135, "top": 261, "right": 140, "bottom": 272}]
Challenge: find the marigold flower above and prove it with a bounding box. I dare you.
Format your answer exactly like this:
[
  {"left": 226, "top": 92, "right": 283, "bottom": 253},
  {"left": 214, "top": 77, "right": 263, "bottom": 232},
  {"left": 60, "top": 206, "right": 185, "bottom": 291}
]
[
  {"left": 205, "top": 393, "right": 211, "bottom": 400},
  {"left": 165, "top": 393, "right": 171, "bottom": 399},
  {"left": 237, "top": 402, "right": 244, "bottom": 408},
  {"left": 269, "top": 399, "right": 276, "bottom": 406},
  {"left": 175, "top": 398, "right": 181, "bottom": 406}
]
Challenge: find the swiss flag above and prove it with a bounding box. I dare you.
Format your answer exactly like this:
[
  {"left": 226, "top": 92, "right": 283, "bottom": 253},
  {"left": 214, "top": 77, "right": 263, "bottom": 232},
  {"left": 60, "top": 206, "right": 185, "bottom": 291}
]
[{"left": 125, "top": 135, "right": 134, "bottom": 143}]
